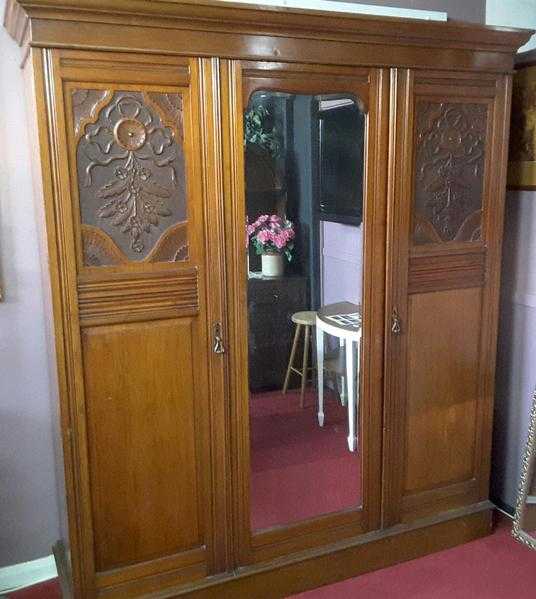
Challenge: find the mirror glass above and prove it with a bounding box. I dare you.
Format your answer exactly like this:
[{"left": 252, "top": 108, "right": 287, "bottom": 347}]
[{"left": 244, "top": 91, "right": 366, "bottom": 532}]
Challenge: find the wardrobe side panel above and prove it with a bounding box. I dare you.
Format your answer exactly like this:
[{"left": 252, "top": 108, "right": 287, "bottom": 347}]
[{"left": 24, "top": 48, "right": 78, "bottom": 594}]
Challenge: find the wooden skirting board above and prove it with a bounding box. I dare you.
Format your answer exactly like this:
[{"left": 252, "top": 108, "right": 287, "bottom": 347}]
[{"left": 0, "top": 554, "right": 57, "bottom": 594}]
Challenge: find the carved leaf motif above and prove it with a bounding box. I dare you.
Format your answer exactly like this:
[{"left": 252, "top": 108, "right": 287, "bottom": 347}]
[
  {"left": 74, "top": 90, "right": 189, "bottom": 264},
  {"left": 98, "top": 204, "right": 118, "bottom": 219},
  {"left": 96, "top": 179, "right": 128, "bottom": 199},
  {"left": 144, "top": 181, "right": 172, "bottom": 199},
  {"left": 413, "top": 101, "right": 487, "bottom": 245}
]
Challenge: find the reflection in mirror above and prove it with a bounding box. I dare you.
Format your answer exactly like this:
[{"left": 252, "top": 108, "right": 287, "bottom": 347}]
[
  {"left": 244, "top": 91, "right": 366, "bottom": 532},
  {"left": 513, "top": 390, "right": 536, "bottom": 550}
]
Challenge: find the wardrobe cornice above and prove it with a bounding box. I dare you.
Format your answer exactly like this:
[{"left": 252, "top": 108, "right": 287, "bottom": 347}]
[{"left": 4, "top": 0, "right": 533, "bottom": 72}]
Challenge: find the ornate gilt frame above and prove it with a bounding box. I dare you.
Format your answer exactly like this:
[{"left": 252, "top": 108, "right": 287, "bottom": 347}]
[
  {"left": 508, "top": 50, "right": 536, "bottom": 190},
  {"left": 512, "top": 388, "right": 536, "bottom": 550}
]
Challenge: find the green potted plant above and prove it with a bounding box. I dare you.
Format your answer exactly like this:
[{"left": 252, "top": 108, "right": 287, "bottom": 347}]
[{"left": 244, "top": 104, "right": 280, "bottom": 157}]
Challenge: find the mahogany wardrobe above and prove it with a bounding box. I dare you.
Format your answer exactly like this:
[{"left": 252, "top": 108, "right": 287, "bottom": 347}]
[{"left": 4, "top": 1, "right": 532, "bottom": 598}]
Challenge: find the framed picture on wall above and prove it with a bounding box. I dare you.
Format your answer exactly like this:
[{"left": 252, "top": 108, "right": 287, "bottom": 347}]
[{"left": 508, "top": 50, "right": 536, "bottom": 190}]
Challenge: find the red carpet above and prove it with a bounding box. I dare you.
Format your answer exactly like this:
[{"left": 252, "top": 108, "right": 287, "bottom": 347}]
[
  {"left": 290, "top": 524, "right": 536, "bottom": 598},
  {"left": 250, "top": 388, "right": 362, "bottom": 531}
]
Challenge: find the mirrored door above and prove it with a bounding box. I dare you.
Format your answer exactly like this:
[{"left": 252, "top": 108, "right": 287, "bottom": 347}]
[
  {"left": 246, "top": 90, "right": 365, "bottom": 532},
  {"left": 225, "top": 61, "right": 389, "bottom": 564}
]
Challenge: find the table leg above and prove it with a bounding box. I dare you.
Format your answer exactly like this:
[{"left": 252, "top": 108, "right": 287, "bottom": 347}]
[
  {"left": 346, "top": 339, "right": 356, "bottom": 452},
  {"left": 316, "top": 327, "right": 324, "bottom": 426},
  {"left": 339, "top": 338, "right": 346, "bottom": 406},
  {"left": 355, "top": 336, "right": 361, "bottom": 449},
  {"left": 300, "top": 324, "right": 311, "bottom": 409}
]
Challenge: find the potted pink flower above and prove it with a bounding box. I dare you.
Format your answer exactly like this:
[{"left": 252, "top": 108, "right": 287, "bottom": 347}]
[{"left": 247, "top": 214, "right": 295, "bottom": 277}]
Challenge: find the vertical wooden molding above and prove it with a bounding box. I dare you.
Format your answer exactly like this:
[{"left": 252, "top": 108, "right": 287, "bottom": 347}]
[
  {"left": 361, "top": 66, "right": 389, "bottom": 532},
  {"left": 199, "top": 55, "right": 232, "bottom": 574},
  {"left": 382, "top": 67, "right": 413, "bottom": 528},
  {"left": 222, "top": 59, "right": 252, "bottom": 569}
]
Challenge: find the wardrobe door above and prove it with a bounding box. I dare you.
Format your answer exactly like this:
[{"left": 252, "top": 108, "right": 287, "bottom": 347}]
[
  {"left": 384, "top": 69, "right": 512, "bottom": 525},
  {"left": 222, "top": 60, "right": 389, "bottom": 565},
  {"left": 40, "top": 50, "right": 228, "bottom": 596}
]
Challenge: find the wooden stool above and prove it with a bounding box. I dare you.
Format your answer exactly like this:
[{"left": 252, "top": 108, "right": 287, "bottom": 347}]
[{"left": 282, "top": 311, "right": 317, "bottom": 408}]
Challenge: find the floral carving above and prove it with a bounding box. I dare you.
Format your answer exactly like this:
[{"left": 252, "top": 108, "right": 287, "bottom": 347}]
[
  {"left": 414, "top": 102, "right": 487, "bottom": 244},
  {"left": 144, "top": 93, "right": 184, "bottom": 142},
  {"left": 95, "top": 152, "right": 174, "bottom": 254},
  {"left": 75, "top": 90, "right": 188, "bottom": 264},
  {"left": 72, "top": 89, "right": 111, "bottom": 138}
]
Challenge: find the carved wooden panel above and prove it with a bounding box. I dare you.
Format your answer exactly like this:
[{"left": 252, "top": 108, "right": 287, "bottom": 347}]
[
  {"left": 72, "top": 89, "right": 189, "bottom": 266},
  {"left": 413, "top": 101, "right": 488, "bottom": 245}
]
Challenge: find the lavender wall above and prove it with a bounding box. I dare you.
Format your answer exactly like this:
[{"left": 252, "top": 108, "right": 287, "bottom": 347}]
[
  {"left": 0, "top": 0, "right": 60, "bottom": 566},
  {"left": 332, "top": 0, "right": 485, "bottom": 23},
  {"left": 492, "top": 192, "right": 536, "bottom": 512},
  {"left": 487, "top": 0, "right": 536, "bottom": 51},
  {"left": 486, "top": 1, "right": 536, "bottom": 514},
  {"left": 321, "top": 222, "right": 363, "bottom": 306}
]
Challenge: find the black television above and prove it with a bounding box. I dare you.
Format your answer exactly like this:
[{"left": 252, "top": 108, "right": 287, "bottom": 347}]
[{"left": 316, "top": 98, "right": 365, "bottom": 226}]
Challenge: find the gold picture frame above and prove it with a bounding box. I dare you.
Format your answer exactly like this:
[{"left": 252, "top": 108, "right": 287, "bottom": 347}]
[
  {"left": 512, "top": 388, "right": 536, "bottom": 551},
  {"left": 508, "top": 50, "right": 536, "bottom": 190}
]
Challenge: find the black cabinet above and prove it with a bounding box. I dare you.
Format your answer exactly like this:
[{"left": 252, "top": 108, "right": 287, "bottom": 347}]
[{"left": 248, "top": 275, "right": 308, "bottom": 392}]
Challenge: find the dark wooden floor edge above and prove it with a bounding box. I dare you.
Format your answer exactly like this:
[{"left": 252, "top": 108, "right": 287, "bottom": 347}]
[
  {"left": 53, "top": 540, "right": 73, "bottom": 599},
  {"left": 147, "top": 501, "right": 493, "bottom": 599}
]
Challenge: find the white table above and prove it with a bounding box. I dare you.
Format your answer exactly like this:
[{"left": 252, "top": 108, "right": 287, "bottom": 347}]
[{"left": 316, "top": 302, "right": 362, "bottom": 452}]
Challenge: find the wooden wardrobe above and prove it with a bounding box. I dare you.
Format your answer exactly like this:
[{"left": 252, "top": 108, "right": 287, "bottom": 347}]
[{"left": 4, "top": 1, "right": 531, "bottom": 597}]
